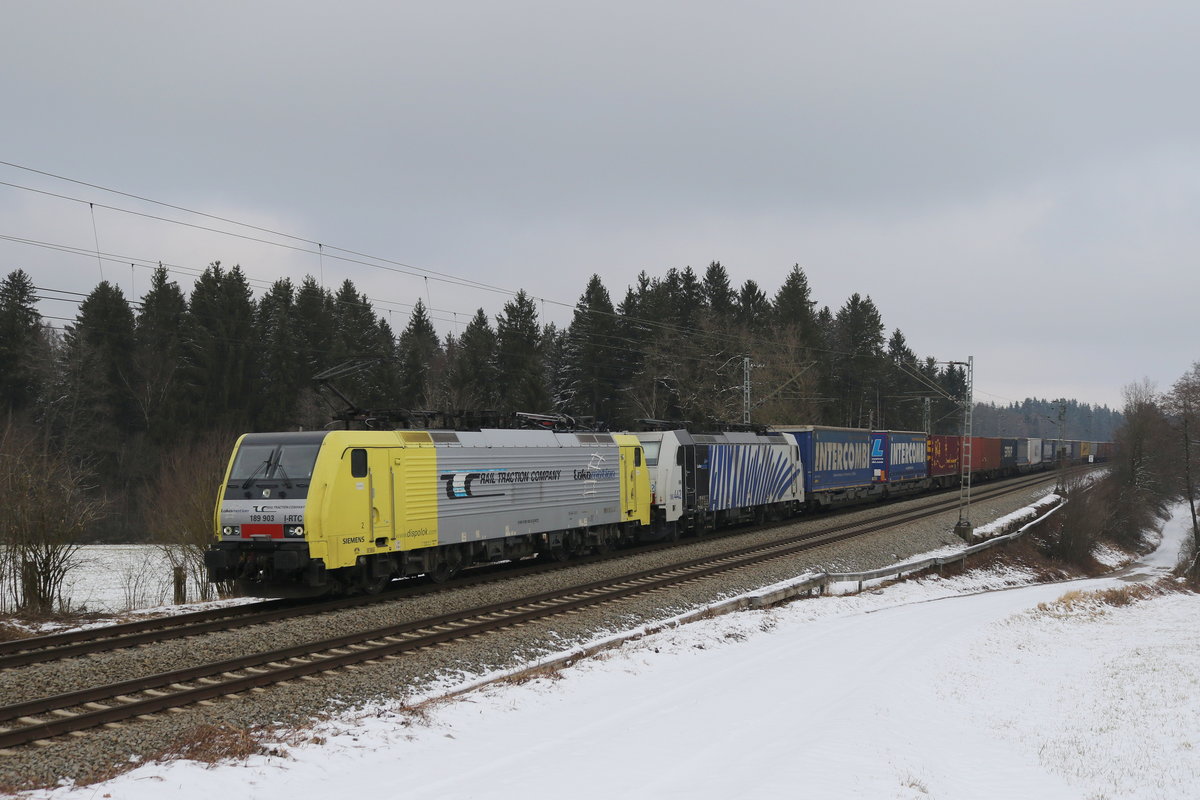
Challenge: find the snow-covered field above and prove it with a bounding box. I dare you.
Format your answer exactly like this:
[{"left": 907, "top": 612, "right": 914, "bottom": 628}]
[
  {"left": 2, "top": 546, "right": 251, "bottom": 629},
  {"left": 59, "top": 545, "right": 179, "bottom": 613},
  {"left": 22, "top": 507, "right": 1200, "bottom": 800}
]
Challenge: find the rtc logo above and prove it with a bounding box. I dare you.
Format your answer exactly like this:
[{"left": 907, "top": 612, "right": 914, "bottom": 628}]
[{"left": 439, "top": 471, "right": 504, "bottom": 499}]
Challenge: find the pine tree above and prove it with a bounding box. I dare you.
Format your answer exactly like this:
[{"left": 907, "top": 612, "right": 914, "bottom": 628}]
[
  {"left": 293, "top": 276, "right": 335, "bottom": 376},
  {"left": 736, "top": 280, "right": 771, "bottom": 334},
  {"left": 0, "top": 269, "right": 45, "bottom": 414},
  {"left": 55, "top": 281, "right": 138, "bottom": 537},
  {"left": 772, "top": 264, "right": 818, "bottom": 345},
  {"left": 676, "top": 266, "right": 704, "bottom": 330},
  {"left": 882, "top": 328, "right": 922, "bottom": 430},
  {"left": 561, "top": 275, "right": 620, "bottom": 425},
  {"left": 445, "top": 308, "right": 498, "bottom": 411},
  {"left": 256, "top": 278, "right": 302, "bottom": 430},
  {"left": 702, "top": 262, "right": 736, "bottom": 322},
  {"left": 397, "top": 300, "right": 440, "bottom": 409},
  {"left": 182, "top": 263, "right": 258, "bottom": 432},
  {"left": 133, "top": 267, "right": 188, "bottom": 443},
  {"left": 495, "top": 291, "right": 549, "bottom": 415},
  {"left": 832, "top": 293, "right": 885, "bottom": 427},
  {"left": 329, "top": 279, "right": 387, "bottom": 407}
]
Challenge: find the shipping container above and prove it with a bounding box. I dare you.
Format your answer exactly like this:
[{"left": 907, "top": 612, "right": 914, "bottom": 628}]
[
  {"left": 871, "top": 431, "right": 929, "bottom": 484},
  {"left": 929, "top": 434, "right": 961, "bottom": 481},
  {"left": 969, "top": 436, "right": 1003, "bottom": 475},
  {"left": 1000, "top": 438, "right": 1019, "bottom": 469},
  {"left": 1096, "top": 442, "right": 1114, "bottom": 461},
  {"left": 1042, "top": 439, "right": 1058, "bottom": 462},
  {"left": 781, "top": 426, "right": 874, "bottom": 494},
  {"left": 1080, "top": 441, "right": 1092, "bottom": 460},
  {"left": 1017, "top": 438, "right": 1043, "bottom": 468}
]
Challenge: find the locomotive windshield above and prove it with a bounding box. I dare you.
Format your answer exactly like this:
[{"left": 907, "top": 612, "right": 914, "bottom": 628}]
[
  {"left": 229, "top": 443, "right": 321, "bottom": 482},
  {"left": 641, "top": 439, "right": 661, "bottom": 466}
]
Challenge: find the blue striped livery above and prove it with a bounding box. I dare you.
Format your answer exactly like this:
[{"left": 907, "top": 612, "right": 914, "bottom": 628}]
[{"left": 706, "top": 444, "right": 802, "bottom": 510}]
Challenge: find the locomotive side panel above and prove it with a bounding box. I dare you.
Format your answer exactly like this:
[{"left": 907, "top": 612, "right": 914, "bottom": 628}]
[{"left": 430, "top": 433, "right": 623, "bottom": 544}]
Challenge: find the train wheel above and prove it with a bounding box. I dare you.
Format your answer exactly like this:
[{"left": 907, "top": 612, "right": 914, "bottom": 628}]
[
  {"left": 363, "top": 574, "right": 390, "bottom": 594},
  {"left": 428, "top": 558, "right": 455, "bottom": 583},
  {"left": 428, "top": 549, "right": 464, "bottom": 584}
]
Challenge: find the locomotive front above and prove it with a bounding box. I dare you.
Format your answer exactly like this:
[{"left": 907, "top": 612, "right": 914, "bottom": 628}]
[{"left": 205, "top": 431, "right": 329, "bottom": 595}]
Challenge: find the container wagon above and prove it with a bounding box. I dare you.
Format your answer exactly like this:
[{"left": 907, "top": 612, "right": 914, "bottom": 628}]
[
  {"left": 780, "top": 426, "right": 876, "bottom": 508},
  {"left": 928, "top": 434, "right": 962, "bottom": 489}
]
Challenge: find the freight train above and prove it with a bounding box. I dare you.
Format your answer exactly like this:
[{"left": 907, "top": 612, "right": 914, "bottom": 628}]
[{"left": 205, "top": 425, "right": 1108, "bottom": 597}]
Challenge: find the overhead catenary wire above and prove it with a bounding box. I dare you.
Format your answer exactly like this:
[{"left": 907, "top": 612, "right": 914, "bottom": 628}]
[{"left": 1, "top": 162, "right": 842, "bottom": 353}]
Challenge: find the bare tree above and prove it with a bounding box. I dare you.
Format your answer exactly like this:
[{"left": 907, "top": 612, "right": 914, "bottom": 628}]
[
  {"left": 0, "top": 419, "right": 106, "bottom": 614},
  {"left": 140, "top": 431, "right": 239, "bottom": 601},
  {"left": 1167, "top": 363, "right": 1200, "bottom": 581}
]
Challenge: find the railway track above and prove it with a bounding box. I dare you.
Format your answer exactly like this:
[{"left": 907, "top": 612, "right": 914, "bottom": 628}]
[{"left": 0, "top": 469, "right": 1070, "bottom": 752}]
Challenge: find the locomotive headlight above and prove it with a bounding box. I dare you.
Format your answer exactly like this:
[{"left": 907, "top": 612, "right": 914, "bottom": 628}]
[
  {"left": 285, "top": 525, "right": 305, "bottom": 538},
  {"left": 222, "top": 525, "right": 239, "bottom": 537}
]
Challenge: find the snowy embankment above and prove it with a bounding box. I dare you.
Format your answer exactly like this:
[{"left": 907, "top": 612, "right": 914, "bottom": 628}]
[{"left": 26, "top": 505, "right": 1199, "bottom": 800}]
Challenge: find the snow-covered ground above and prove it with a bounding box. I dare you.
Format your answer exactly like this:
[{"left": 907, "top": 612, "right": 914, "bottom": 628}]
[
  {"left": 17, "top": 545, "right": 181, "bottom": 615},
  {"left": 23, "top": 506, "right": 1200, "bottom": 800},
  {"left": 2, "top": 546, "right": 253, "bottom": 632}
]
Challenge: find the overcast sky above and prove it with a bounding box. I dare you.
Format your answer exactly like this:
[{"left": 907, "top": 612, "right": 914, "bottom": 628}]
[{"left": 4, "top": 1, "right": 1197, "bottom": 411}]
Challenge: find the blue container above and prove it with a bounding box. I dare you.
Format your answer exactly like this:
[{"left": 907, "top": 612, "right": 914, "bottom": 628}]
[
  {"left": 872, "top": 431, "right": 929, "bottom": 483},
  {"left": 1000, "top": 438, "right": 1019, "bottom": 467},
  {"left": 783, "top": 427, "right": 874, "bottom": 493}
]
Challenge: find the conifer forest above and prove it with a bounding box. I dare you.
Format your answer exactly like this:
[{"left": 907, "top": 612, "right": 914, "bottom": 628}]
[{"left": 0, "top": 262, "right": 1121, "bottom": 542}]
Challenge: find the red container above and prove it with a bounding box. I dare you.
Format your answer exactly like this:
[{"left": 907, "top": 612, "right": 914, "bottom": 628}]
[
  {"left": 969, "top": 436, "right": 1002, "bottom": 474},
  {"left": 929, "top": 434, "right": 961, "bottom": 478}
]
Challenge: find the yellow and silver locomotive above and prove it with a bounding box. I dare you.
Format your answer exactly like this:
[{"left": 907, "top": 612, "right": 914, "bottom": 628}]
[{"left": 206, "top": 428, "right": 650, "bottom": 596}]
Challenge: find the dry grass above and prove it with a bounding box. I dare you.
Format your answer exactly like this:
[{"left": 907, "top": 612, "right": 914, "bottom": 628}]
[
  {"left": 162, "top": 723, "right": 282, "bottom": 765},
  {"left": 1036, "top": 580, "right": 1178, "bottom": 617},
  {"left": 0, "top": 620, "right": 33, "bottom": 642},
  {"left": 42, "top": 723, "right": 288, "bottom": 790}
]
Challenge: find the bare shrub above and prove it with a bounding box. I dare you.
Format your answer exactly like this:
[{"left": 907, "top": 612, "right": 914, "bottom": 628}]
[
  {"left": 141, "top": 431, "right": 239, "bottom": 601},
  {"left": 118, "top": 553, "right": 169, "bottom": 610},
  {"left": 0, "top": 419, "right": 107, "bottom": 614},
  {"left": 1042, "top": 479, "right": 1105, "bottom": 567}
]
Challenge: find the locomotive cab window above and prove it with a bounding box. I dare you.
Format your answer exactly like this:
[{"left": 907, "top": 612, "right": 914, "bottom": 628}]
[
  {"left": 641, "top": 440, "right": 661, "bottom": 466},
  {"left": 276, "top": 444, "right": 320, "bottom": 480},
  {"left": 229, "top": 444, "right": 276, "bottom": 481},
  {"left": 350, "top": 448, "right": 368, "bottom": 478},
  {"left": 229, "top": 443, "right": 321, "bottom": 483},
  {"left": 634, "top": 448, "right": 642, "bottom": 467}
]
